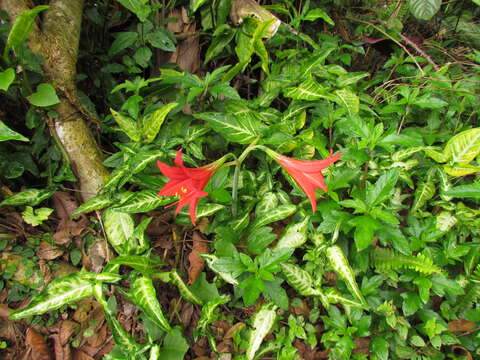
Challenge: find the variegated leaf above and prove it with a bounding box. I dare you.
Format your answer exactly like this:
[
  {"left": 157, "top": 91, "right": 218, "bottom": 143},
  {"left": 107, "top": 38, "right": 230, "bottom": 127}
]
[
  {"left": 275, "top": 216, "right": 309, "bottom": 249},
  {"left": 334, "top": 88, "right": 359, "bottom": 115},
  {"left": 281, "top": 263, "right": 321, "bottom": 296},
  {"left": 109, "top": 255, "right": 165, "bottom": 274},
  {"left": 130, "top": 276, "right": 171, "bottom": 331},
  {"left": 444, "top": 164, "right": 480, "bottom": 177},
  {"left": 412, "top": 181, "right": 435, "bottom": 212},
  {"left": 444, "top": 128, "right": 480, "bottom": 164},
  {"left": 246, "top": 303, "right": 277, "bottom": 360},
  {"left": 72, "top": 193, "right": 113, "bottom": 217},
  {"left": 103, "top": 209, "right": 135, "bottom": 255},
  {"left": 202, "top": 254, "right": 239, "bottom": 285},
  {"left": 143, "top": 102, "right": 178, "bottom": 143},
  {"left": 169, "top": 270, "right": 203, "bottom": 305},
  {"left": 198, "top": 295, "right": 230, "bottom": 331},
  {"left": 324, "top": 287, "right": 365, "bottom": 308},
  {"left": 251, "top": 204, "right": 297, "bottom": 229},
  {"left": 112, "top": 190, "right": 173, "bottom": 213},
  {"left": 283, "top": 78, "right": 327, "bottom": 100}
]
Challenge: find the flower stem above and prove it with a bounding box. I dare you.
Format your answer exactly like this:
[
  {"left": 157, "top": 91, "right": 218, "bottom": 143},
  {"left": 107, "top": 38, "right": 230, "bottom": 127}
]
[{"left": 232, "top": 162, "right": 241, "bottom": 217}]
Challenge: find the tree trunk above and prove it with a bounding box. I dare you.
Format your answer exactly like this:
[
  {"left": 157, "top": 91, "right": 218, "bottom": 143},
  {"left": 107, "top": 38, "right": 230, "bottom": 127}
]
[{"left": 0, "top": 0, "right": 108, "bottom": 201}]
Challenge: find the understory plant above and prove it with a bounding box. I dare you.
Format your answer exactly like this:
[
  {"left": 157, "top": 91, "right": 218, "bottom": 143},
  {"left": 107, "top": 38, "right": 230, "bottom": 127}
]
[{"left": 1, "top": 0, "right": 480, "bottom": 359}]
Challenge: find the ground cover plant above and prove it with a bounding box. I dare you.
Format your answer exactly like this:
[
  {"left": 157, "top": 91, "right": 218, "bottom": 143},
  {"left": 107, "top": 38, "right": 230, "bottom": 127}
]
[{"left": 0, "top": 0, "right": 480, "bottom": 359}]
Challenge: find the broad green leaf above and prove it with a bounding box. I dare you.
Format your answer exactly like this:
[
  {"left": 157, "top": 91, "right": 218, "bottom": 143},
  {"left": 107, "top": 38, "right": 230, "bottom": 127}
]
[
  {"left": 109, "top": 31, "right": 139, "bottom": 56},
  {"left": 72, "top": 193, "right": 114, "bottom": 217},
  {"left": 198, "top": 295, "right": 230, "bottom": 331},
  {"left": 414, "top": 96, "right": 448, "bottom": 109},
  {"left": 130, "top": 276, "right": 171, "bottom": 331},
  {"left": 132, "top": 216, "right": 152, "bottom": 253},
  {"left": 370, "top": 336, "right": 389, "bottom": 360},
  {"left": 424, "top": 147, "right": 448, "bottom": 163},
  {"left": 9, "top": 272, "right": 93, "bottom": 320},
  {"left": 146, "top": 28, "right": 176, "bottom": 52},
  {"left": 324, "top": 288, "right": 365, "bottom": 308},
  {"left": 143, "top": 103, "right": 178, "bottom": 143},
  {"left": 103, "top": 209, "right": 135, "bottom": 255},
  {"left": 366, "top": 168, "right": 400, "bottom": 207},
  {"left": 284, "top": 78, "right": 327, "bottom": 100},
  {"left": 190, "top": 0, "right": 209, "bottom": 13},
  {"left": 408, "top": 0, "right": 441, "bottom": 20},
  {"left": 444, "top": 182, "right": 480, "bottom": 199},
  {"left": 28, "top": 83, "right": 60, "bottom": 107},
  {"left": 22, "top": 206, "right": 53, "bottom": 226},
  {"left": 109, "top": 255, "right": 165, "bottom": 274},
  {"left": 159, "top": 327, "right": 189, "bottom": 360},
  {"left": 392, "top": 147, "right": 423, "bottom": 162},
  {"left": 0, "top": 120, "right": 28, "bottom": 142},
  {"left": 247, "top": 227, "right": 276, "bottom": 254},
  {"left": 246, "top": 303, "right": 277, "bottom": 360},
  {"left": 169, "top": 270, "right": 203, "bottom": 305},
  {"left": 444, "top": 164, "right": 480, "bottom": 176},
  {"left": 412, "top": 181, "right": 435, "bottom": 212},
  {"left": 251, "top": 204, "right": 297, "bottom": 229},
  {"left": 178, "top": 203, "right": 225, "bottom": 220},
  {"left": 115, "top": 0, "right": 151, "bottom": 22},
  {"left": 281, "top": 263, "right": 322, "bottom": 296},
  {"left": 334, "top": 88, "right": 360, "bottom": 115},
  {"left": 129, "top": 150, "right": 165, "bottom": 174},
  {"left": 275, "top": 216, "right": 309, "bottom": 249},
  {"left": 202, "top": 254, "right": 240, "bottom": 285},
  {"left": 3, "top": 5, "right": 49, "bottom": 59},
  {"left": 112, "top": 190, "right": 173, "bottom": 213},
  {"left": 0, "top": 187, "right": 55, "bottom": 207},
  {"left": 444, "top": 128, "right": 480, "bottom": 164},
  {"left": 193, "top": 112, "right": 261, "bottom": 144},
  {"left": 205, "top": 25, "right": 236, "bottom": 64},
  {"left": 303, "top": 8, "right": 334, "bottom": 25},
  {"left": 349, "top": 215, "right": 381, "bottom": 251},
  {"left": 110, "top": 109, "right": 140, "bottom": 142},
  {"left": 0, "top": 68, "right": 15, "bottom": 91},
  {"left": 325, "top": 245, "right": 368, "bottom": 306}
]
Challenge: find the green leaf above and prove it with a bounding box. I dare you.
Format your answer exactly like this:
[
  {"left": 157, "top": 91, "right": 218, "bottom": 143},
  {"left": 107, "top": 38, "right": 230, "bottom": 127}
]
[
  {"left": 408, "top": 0, "right": 441, "bottom": 20},
  {"left": 424, "top": 147, "right": 448, "bottom": 163},
  {"left": 109, "top": 31, "right": 139, "bottom": 56},
  {"left": 284, "top": 78, "right": 327, "bottom": 100},
  {"left": 103, "top": 209, "right": 135, "bottom": 255},
  {"left": 247, "top": 227, "right": 276, "bottom": 254},
  {"left": 444, "top": 182, "right": 480, "bottom": 199},
  {"left": 193, "top": 112, "right": 262, "bottom": 144},
  {"left": 370, "top": 336, "right": 389, "bottom": 360},
  {"left": 146, "top": 28, "right": 176, "bottom": 52},
  {"left": 190, "top": 0, "right": 209, "bottom": 13},
  {"left": 251, "top": 204, "right": 297, "bottom": 229},
  {"left": 246, "top": 303, "right": 277, "bottom": 360},
  {"left": 112, "top": 190, "right": 174, "bottom": 213},
  {"left": 115, "top": 0, "right": 151, "bottom": 22},
  {"left": 72, "top": 193, "right": 114, "bottom": 217},
  {"left": 444, "top": 128, "right": 480, "bottom": 164},
  {"left": 303, "top": 8, "right": 334, "bottom": 25},
  {"left": 198, "top": 295, "right": 230, "bottom": 331},
  {"left": 412, "top": 181, "right": 435, "bottom": 212},
  {"left": 169, "top": 270, "right": 203, "bottom": 305},
  {"left": 372, "top": 248, "right": 441, "bottom": 274},
  {"left": 0, "top": 187, "right": 55, "bottom": 207},
  {"left": 444, "top": 164, "right": 480, "bottom": 177},
  {"left": 325, "top": 245, "right": 368, "bottom": 306},
  {"left": 28, "top": 84, "right": 60, "bottom": 107},
  {"left": 275, "top": 215, "right": 309, "bottom": 249},
  {"left": 109, "top": 255, "right": 165, "bottom": 274},
  {"left": 324, "top": 288, "right": 364, "bottom": 308},
  {"left": 3, "top": 5, "right": 49, "bottom": 59},
  {"left": 366, "top": 168, "right": 400, "bottom": 207},
  {"left": 203, "top": 254, "right": 241, "bottom": 285},
  {"left": 334, "top": 88, "right": 360, "bottom": 115},
  {"left": 414, "top": 95, "right": 448, "bottom": 109},
  {"left": 0, "top": 68, "right": 15, "bottom": 91},
  {"left": 143, "top": 103, "right": 178, "bottom": 143},
  {"left": 9, "top": 272, "right": 93, "bottom": 320},
  {"left": 159, "top": 327, "right": 189, "bottom": 360},
  {"left": 205, "top": 25, "right": 236, "bottom": 64},
  {"left": 130, "top": 276, "right": 171, "bottom": 332},
  {"left": 349, "top": 215, "right": 381, "bottom": 251},
  {"left": 281, "top": 263, "right": 322, "bottom": 297},
  {"left": 110, "top": 109, "right": 140, "bottom": 142},
  {"left": 0, "top": 120, "right": 28, "bottom": 142},
  {"left": 22, "top": 206, "right": 53, "bottom": 226}
]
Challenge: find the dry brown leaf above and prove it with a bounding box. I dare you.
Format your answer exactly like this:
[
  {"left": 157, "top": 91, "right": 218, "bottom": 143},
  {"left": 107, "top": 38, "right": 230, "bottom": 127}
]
[
  {"left": 448, "top": 319, "right": 477, "bottom": 333},
  {"left": 0, "top": 303, "right": 12, "bottom": 318},
  {"left": 52, "top": 192, "right": 79, "bottom": 219},
  {"left": 25, "top": 327, "right": 52, "bottom": 360},
  {"left": 72, "top": 350, "right": 95, "bottom": 360},
  {"left": 59, "top": 320, "right": 79, "bottom": 346},
  {"left": 52, "top": 334, "right": 72, "bottom": 360},
  {"left": 224, "top": 322, "right": 246, "bottom": 339},
  {"left": 53, "top": 219, "right": 86, "bottom": 245},
  {"left": 188, "top": 231, "right": 208, "bottom": 285},
  {"left": 180, "top": 302, "right": 194, "bottom": 328},
  {"left": 85, "top": 323, "right": 107, "bottom": 348},
  {"left": 451, "top": 346, "right": 473, "bottom": 360},
  {"left": 37, "top": 241, "right": 64, "bottom": 260},
  {"left": 84, "top": 238, "right": 110, "bottom": 272}
]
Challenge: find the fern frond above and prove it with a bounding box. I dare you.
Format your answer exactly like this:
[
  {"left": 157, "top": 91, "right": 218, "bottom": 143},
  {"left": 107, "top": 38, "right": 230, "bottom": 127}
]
[
  {"left": 372, "top": 248, "right": 442, "bottom": 275},
  {"left": 455, "top": 282, "right": 480, "bottom": 317}
]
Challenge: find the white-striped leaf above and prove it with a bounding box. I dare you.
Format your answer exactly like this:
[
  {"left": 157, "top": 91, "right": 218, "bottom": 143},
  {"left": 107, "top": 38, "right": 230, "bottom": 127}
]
[
  {"left": 129, "top": 150, "right": 165, "bottom": 174},
  {"left": 445, "top": 182, "right": 480, "bottom": 199},
  {"left": 424, "top": 147, "right": 448, "bottom": 163},
  {"left": 169, "top": 270, "right": 203, "bottom": 305},
  {"left": 110, "top": 108, "right": 140, "bottom": 142},
  {"left": 281, "top": 263, "right": 321, "bottom": 296},
  {"left": 202, "top": 254, "right": 239, "bottom": 285},
  {"left": 130, "top": 276, "right": 171, "bottom": 331},
  {"left": 103, "top": 209, "right": 135, "bottom": 255},
  {"left": 109, "top": 255, "right": 165, "bottom": 274},
  {"left": 193, "top": 112, "right": 261, "bottom": 144},
  {"left": 275, "top": 216, "right": 309, "bottom": 249},
  {"left": 246, "top": 303, "right": 277, "bottom": 360},
  {"left": 283, "top": 78, "right": 327, "bottom": 100},
  {"left": 251, "top": 204, "right": 297, "bottom": 229},
  {"left": 198, "top": 295, "right": 230, "bottom": 331},
  {"left": 412, "top": 181, "right": 435, "bottom": 212},
  {"left": 444, "top": 164, "right": 480, "bottom": 177},
  {"left": 444, "top": 128, "right": 480, "bottom": 164},
  {"left": 324, "top": 287, "right": 365, "bottom": 308},
  {"left": 408, "top": 0, "right": 441, "bottom": 20},
  {"left": 72, "top": 193, "right": 113, "bottom": 217},
  {"left": 334, "top": 88, "right": 359, "bottom": 115},
  {"left": 143, "top": 103, "right": 178, "bottom": 143},
  {"left": 392, "top": 147, "right": 424, "bottom": 162},
  {"left": 0, "top": 187, "right": 55, "bottom": 207},
  {"left": 112, "top": 190, "right": 173, "bottom": 213},
  {"left": 9, "top": 272, "right": 94, "bottom": 320},
  {"left": 325, "top": 245, "right": 368, "bottom": 307}
]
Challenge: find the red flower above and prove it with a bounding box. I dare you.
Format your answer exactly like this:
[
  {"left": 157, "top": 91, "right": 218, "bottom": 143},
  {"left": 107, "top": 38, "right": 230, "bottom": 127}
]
[
  {"left": 157, "top": 149, "right": 221, "bottom": 225},
  {"left": 271, "top": 150, "right": 341, "bottom": 213}
]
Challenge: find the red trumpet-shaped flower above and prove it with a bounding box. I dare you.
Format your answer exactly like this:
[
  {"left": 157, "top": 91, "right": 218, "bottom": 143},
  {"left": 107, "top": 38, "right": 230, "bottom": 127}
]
[
  {"left": 268, "top": 150, "right": 341, "bottom": 213},
  {"left": 157, "top": 149, "right": 222, "bottom": 225}
]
